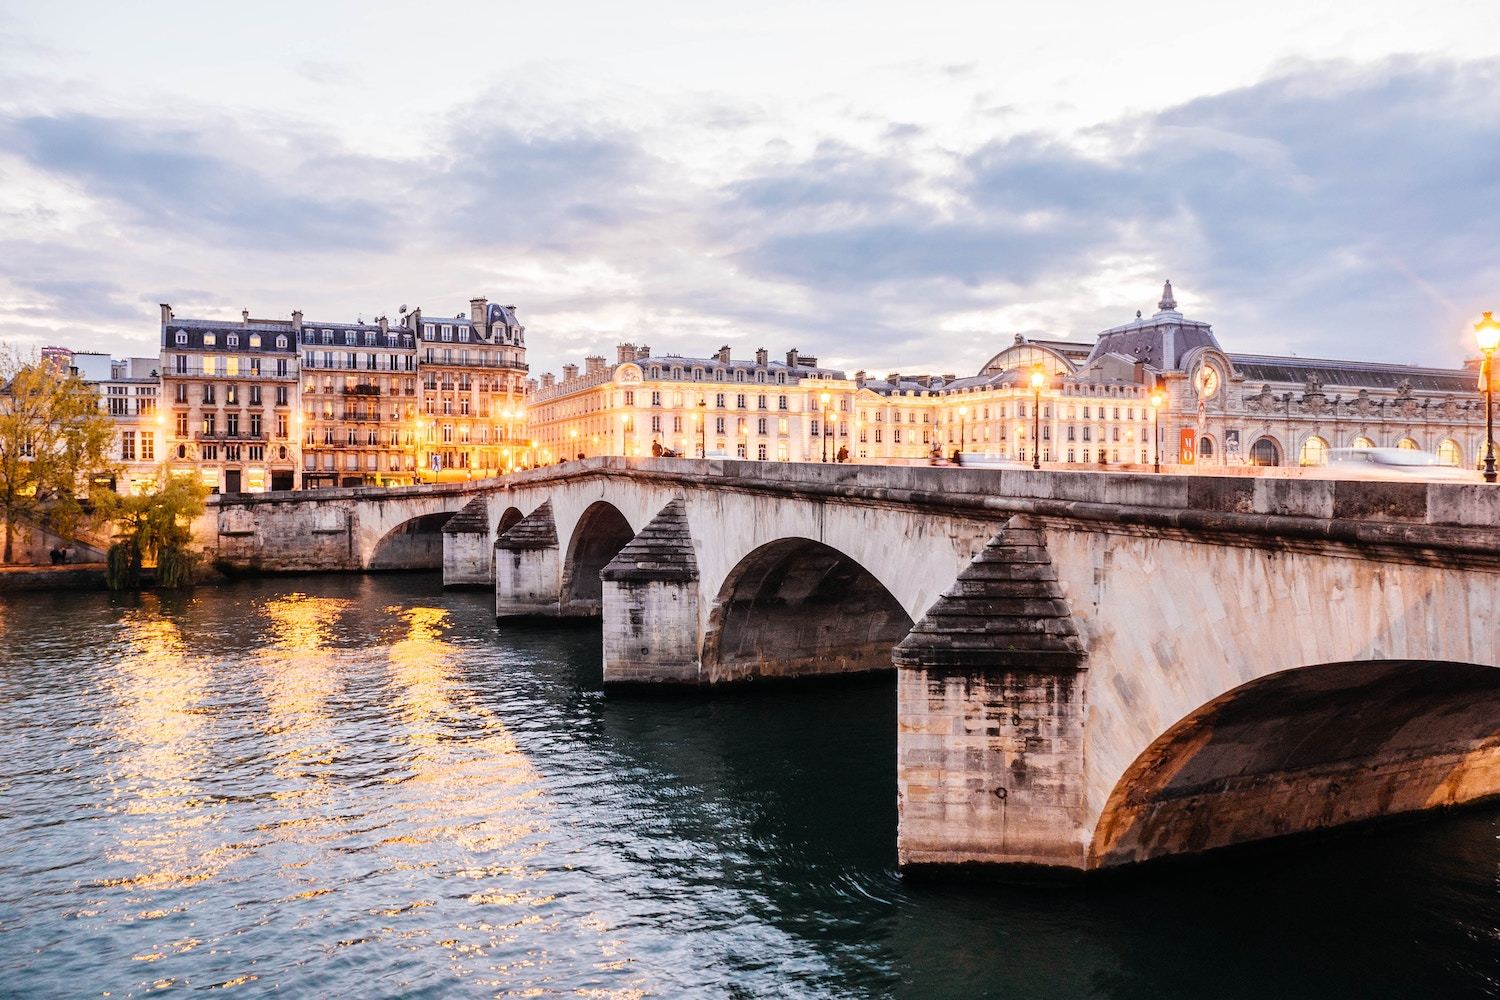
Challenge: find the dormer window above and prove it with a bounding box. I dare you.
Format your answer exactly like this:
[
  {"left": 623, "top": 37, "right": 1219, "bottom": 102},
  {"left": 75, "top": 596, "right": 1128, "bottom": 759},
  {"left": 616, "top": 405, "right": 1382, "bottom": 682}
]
[
  {"left": 344, "top": 332, "right": 356, "bottom": 346},
  {"left": 174, "top": 330, "right": 187, "bottom": 345},
  {"left": 458, "top": 328, "right": 469, "bottom": 343},
  {"left": 276, "top": 335, "right": 288, "bottom": 349},
  {"left": 365, "top": 332, "right": 376, "bottom": 346},
  {"left": 441, "top": 326, "right": 453, "bottom": 342},
  {"left": 227, "top": 334, "right": 239, "bottom": 347},
  {"left": 423, "top": 325, "right": 434, "bottom": 341},
  {"left": 321, "top": 330, "right": 332, "bottom": 344},
  {"left": 203, "top": 332, "right": 216, "bottom": 346},
  {"left": 248, "top": 334, "right": 261, "bottom": 348}
]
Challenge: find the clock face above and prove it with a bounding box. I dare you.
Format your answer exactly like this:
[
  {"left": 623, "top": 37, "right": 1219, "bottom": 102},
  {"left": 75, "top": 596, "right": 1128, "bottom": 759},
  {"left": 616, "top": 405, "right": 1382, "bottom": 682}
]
[{"left": 1195, "top": 365, "right": 1220, "bottom": 400}]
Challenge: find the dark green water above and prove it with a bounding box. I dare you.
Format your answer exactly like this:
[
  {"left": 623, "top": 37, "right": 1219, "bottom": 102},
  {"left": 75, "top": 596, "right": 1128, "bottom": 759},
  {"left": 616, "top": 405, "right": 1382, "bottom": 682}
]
[{"left": 0, "top": 574, "right": 1495, "bottom": 998}]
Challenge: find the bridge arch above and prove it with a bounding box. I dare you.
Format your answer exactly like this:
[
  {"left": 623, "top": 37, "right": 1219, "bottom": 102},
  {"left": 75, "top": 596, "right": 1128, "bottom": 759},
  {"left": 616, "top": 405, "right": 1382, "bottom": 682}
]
[
  {"left": 700, "top": 536, "right": 914, "bottom": 683},
  {"left": 496, "top": 506, "right": 524, "bottom": 536},
  {"left": 1089, "top": 659, "right": 1500, "bottom": 868},
  {"left": 562, "top": 500, "right": 636, "bottom": 614},
  {"left": 368, "top": 511, "right": 454, "bottom": 570}
]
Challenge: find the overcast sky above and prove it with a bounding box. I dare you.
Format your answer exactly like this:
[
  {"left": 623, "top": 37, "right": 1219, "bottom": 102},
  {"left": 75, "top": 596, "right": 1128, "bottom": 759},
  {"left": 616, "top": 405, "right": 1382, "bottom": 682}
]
[{"left": 2, "top": 1, "right": 1499, "bottom": 377}]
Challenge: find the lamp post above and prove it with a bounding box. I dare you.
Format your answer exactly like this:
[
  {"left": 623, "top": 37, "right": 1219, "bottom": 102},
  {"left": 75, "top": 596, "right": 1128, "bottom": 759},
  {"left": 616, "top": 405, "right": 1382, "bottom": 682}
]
[
  {"left": 1030, "top": 367, "right": 1044, "bottom": 470},
  {"left": 569, "top": 427, "right": 579, "bottom": 460},
  {"left": 1477, "top": 311, "right": 1500, "bottom": 483},
  {"left": 697, "top": 398, "right": 707, "bottom": 458},
  {"left": 820, "top": 391, "right": 832, "bottom": 462},
  {"left": 1150, "top": 387, "right": 1164, "bottom": 474},
  {"left": 957, "top": 405, "right": 968, "bottom": 456}
]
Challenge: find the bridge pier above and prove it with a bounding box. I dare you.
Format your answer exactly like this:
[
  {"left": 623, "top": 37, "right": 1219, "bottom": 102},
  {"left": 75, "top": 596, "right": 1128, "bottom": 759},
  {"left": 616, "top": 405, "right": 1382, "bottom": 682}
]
[
  {"left": 442, "top": 497, "right": 494, "bottom": 588},
  {"left": 600, "top": 500, "right": 702, "bottom": 684},
  {"left": 495, "top": 501, "right": 564, "bottom": 617},
  {"left": 894, "top": 519, "right": 1092, "bottom": 870}
]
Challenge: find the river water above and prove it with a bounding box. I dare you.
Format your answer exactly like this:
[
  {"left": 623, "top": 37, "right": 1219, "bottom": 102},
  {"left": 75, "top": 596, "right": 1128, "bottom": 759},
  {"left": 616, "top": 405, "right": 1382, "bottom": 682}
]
[{"left": 0, "top": 574, "right": 1495, "bottom": 998}]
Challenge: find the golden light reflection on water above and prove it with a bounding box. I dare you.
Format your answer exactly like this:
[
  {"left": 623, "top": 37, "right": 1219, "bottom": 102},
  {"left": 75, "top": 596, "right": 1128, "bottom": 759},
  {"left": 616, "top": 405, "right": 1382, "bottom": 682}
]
[{"left": 100, "top": 602, "right": 232, "bottom": 892}]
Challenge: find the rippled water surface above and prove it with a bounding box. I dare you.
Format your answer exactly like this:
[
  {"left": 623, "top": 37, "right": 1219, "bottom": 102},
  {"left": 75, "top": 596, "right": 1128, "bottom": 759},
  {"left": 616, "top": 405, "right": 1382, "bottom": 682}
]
[{"left": 1, "top": 574, "right": 1496, "bottom": 998}]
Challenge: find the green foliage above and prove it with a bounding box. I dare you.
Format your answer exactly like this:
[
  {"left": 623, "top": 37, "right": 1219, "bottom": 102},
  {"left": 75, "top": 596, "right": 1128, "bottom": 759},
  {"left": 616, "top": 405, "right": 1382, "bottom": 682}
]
[
  {"left": 0, "top": 349, "right": 117, "bottom": 562},
  {"left": 97, "top": 473, "right": 209, "bottom": 590},
  {"left": 155, "top": 545, "right": 197, "bottom": 589},
  {"left": 106, "top": 541, "right": 140, "bottom": 591}
]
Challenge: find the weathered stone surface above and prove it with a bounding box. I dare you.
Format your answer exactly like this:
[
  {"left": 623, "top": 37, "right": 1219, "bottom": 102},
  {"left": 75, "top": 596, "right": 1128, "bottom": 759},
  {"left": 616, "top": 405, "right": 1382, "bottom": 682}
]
[
  {"left": 601, "top": 499, "right": 698, "bottom": 583},
  {"left": 496, "top": 500, "right": 558, "bottom": 551},
  {"left": 441, "top": 496, "right": 490, "bottom": 534},
  {"left": 895, "top": 516, "right": 1086, "bottom": 673}
]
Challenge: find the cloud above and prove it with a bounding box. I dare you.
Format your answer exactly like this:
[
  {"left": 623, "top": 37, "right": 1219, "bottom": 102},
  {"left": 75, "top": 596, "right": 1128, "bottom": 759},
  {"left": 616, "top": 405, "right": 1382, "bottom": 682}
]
[
  {"left": 1, "top": 113, "right": 396, "bottom": 248},
  {"left": 2, "top": 55, "right": 1499, "bottom": 376}
]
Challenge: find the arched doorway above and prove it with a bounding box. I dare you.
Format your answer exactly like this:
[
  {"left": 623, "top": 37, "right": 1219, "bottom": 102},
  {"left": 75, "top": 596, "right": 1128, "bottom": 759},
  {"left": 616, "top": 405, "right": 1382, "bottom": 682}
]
[
  {"left": 1089, "top": 659, "right": 1500, "bottom": 869},
  {"left": 1351, "top": 435, "right": 1375, "bottom": 449},
  {"left": 1298, "top": 435, "right": 1329, "bottom": 466},
  {"left": 701, "top": 537, "right": 914, "bottom": 682},
  {"left": 1249, "top": 437, "right": 1281, "bottom": 467},
  {"left": 1437, "top": 439, "right": 1463, "bottom": 467},
  {"left": 562, "top": 501, "right": 635, "bottom": 614}
]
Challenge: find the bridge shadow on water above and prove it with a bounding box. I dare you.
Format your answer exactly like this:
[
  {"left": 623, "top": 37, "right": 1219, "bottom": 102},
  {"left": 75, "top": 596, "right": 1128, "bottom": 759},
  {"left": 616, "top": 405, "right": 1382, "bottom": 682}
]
[{"left": 460, "top": 599, "right": 1500, "bottom": 1000}]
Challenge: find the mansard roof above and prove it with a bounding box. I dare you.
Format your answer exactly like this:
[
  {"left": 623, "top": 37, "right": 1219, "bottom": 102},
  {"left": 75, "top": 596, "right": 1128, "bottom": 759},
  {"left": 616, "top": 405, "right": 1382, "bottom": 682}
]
[{"left": 1228, "top": 354, "right": 1477, "bottom": 393}]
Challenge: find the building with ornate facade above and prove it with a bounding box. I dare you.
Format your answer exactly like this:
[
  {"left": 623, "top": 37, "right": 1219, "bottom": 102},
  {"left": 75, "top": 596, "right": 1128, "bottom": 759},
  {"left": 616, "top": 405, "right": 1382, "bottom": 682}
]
[
  {"left": 410, "top": 299, "right": 529, "bottom": 478},
  {"left": 529, "top": 281, "right": 1489, "bottom": 472},
  {"left": 527, "top": 344, "right": 857, "bottom": 463},
  {"left": 298, "top": 314, "right": 419, "bottom": 488},
  {"left": 159, "top": 306, "right": 301, "bottom": 493}
]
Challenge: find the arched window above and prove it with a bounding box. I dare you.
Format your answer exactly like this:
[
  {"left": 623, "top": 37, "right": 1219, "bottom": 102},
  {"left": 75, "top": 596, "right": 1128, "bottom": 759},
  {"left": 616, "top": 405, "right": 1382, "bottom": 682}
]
[
  {"left": 1437, "top": 439, "right": 1463, "bottom": 467},
  {"left": 1351, "top": 435, "right": 1375, "bottom": 449},
  {"left": 1298, "top": 435, "right": 1329, "bottom": 466},
  {"left": 1198, "top": 436, "right": 1215, "bottom": 460},
  {"left": 1396, "top": 437, "right": 1419, "bottom": 450},
  {"left": 1250, "top": 437, "right": 1281, "bottom": 467},
  {"left": 174, "top": 330, "right": 187, "bottom": 345}
]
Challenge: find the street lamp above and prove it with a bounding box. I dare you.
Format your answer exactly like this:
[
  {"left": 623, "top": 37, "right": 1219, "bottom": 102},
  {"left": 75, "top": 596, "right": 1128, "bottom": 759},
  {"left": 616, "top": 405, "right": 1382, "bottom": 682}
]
[
  {"left": 1149, "top": 387, "right": 1165, "bottom": 474},
  {"left": 1477, "top": 311, "right": 1500, "bottom": 483},
  {"left": 1030, "top": 367, "right": 1044, "bottom": 470},
  {"left": 958, "top": 405, "right": 968, "bottom": 456},
  {"left": 820, "top": 391, "right": 832, "bottom": 462},
  {"left": 569, "top": 427, "right": 579, "bottom": 460},
  {"left": 697, "top": 398, "right": 707, "bottom": 458}
]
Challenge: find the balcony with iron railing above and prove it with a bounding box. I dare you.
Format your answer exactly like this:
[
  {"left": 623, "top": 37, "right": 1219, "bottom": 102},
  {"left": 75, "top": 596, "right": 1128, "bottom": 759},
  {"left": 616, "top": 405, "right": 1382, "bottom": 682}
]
[{"left": 195, "top": 430, "right": 270, "bottom": 442}]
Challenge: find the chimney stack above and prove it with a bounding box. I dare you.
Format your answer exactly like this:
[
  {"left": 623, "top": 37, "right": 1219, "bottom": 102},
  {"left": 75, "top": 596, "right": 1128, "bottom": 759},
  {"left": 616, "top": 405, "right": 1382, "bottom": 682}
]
[
  {"left": 786, "top": 349, "right": 800, "bottom": 368},
  {"left": 854, "top": 369, "right": 866, "bottom": 387},
  {"left": 377, "top": 315, "right": 389, "bottom": 333},
  {"left": 159, "top": 303, "right": 173, "bottom": 325},
  {"left": 470, "top": 297, "right": 488, "bottom": 327},
  {"left": 541, "top": 372, "right": 555, "bottom": 390},
  {"left": 755, "top": 347, "right": 768, "bottom": 366},
  {"left": 562, "top": 363, "right": 579, "bottom": 381},
  {"left": 291, "top": 309, "right": 303, "bottom": 332},
  {"left": 585, "top": 355, "right": 605, "bottom": 376},
  {"left": 636, "top": 345, "right": 651, "bottom": 360},
  {"left": 716, "top": 345, "right": 732, "bottom": 364},
  {"left": 241, "top": 308, "right": 250, "bottom": 326},
  {"left": 617, "top": 343, "right": 637, "bottom": 364}
]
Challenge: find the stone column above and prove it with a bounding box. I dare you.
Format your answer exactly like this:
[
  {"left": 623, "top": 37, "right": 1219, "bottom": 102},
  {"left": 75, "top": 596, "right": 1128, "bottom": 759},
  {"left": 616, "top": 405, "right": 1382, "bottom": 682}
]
[
  {"left": 600, "top": 499, "right": 701, "bottom": 684},
  {"left": 893, "top": 516, "right": 1090, "bottom": 870},
  {"left": 442, "top": 496, "right": 494, "bottom": 588},
  {"left": 495, "top": 500, "right": 562, "bottom": 618}
]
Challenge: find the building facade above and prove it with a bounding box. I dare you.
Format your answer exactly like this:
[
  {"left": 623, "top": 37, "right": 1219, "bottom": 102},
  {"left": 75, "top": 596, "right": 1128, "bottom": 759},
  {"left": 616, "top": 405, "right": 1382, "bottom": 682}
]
[
  {"left": 298, "top": 314, "right": 419, "bottom": 488},
  {"left": 528, "top": 281, "right": 1489, "bottom": 472},
  {"left": 411, "top": 299, "right": 529, "bottom": 479},
  {"left": 159, "top": 306, "right": 302, "bottom": 493},
  {"left": 527, "top": 344, "right": 857, "bottom": 464}
]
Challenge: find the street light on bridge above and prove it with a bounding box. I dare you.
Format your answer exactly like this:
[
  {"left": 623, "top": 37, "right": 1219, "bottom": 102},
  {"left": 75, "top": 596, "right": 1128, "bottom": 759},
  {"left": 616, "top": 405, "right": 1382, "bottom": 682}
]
[
  {"left": 820, "top": 391, "right": 832, "bottom": 462},
  {"left": 1029, "top": 366, "right": 1044, "bottom": 470},
  {"left": 1150, "top": 387, "right": 1165, "bottom": 474},
  {"left": 1477, "top": 311, "right": 1500, "bottom": 484}
]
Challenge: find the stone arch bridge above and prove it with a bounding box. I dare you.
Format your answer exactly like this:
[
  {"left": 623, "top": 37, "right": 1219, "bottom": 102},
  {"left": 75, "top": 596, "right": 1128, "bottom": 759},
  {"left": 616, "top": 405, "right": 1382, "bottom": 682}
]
[{"left": 205, "top": 458, "right": 1500, "bottom": 873}]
